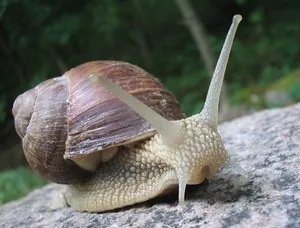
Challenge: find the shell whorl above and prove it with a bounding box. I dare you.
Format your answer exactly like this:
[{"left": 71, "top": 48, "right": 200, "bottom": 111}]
[
  {"left": 13, "top": 87, "right": 36, "bottom": 138},
  {"left": 13, "top": 76, "right": 91, "bottom": 184}
]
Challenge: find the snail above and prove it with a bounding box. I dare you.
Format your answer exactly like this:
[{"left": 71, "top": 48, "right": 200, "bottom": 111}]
[{"left": 12, "top": 15, "right": 242, "bottom": 212}]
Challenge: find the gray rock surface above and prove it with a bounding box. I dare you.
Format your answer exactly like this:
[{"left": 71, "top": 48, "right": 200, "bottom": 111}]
[{"left": 1, "top": 103, "right": 300, "bottom": 228}]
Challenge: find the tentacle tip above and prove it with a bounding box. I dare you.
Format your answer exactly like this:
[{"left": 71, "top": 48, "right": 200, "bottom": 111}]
[
  {"left": 233, "top": 14, "right": 243, "bottom": 24},
  {"left": 177, "top": 173, "right": 188, "bottom": 208},
  {"left": 177, "top": 200, "right": 186, "bottom": 209},
  {"left": 177, "top": 190, "right": 186, "bottom": 209},
  {"left": 178, "top": 196, "right": 186, "bottom": 205}
]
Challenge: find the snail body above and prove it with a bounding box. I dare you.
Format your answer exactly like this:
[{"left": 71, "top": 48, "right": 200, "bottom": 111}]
[{"left": 13, "top": 15, "right": 242, "bottom": 212}]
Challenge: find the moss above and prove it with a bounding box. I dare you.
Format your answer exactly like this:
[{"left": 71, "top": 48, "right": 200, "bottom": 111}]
[{"left": 0, "top": 167, "right": 47, "bottom": 205}]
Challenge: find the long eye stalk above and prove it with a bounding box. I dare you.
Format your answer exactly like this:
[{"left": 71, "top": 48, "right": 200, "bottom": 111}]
[{"left": 200, "top": 15, "right": 242, "bottom": 128}]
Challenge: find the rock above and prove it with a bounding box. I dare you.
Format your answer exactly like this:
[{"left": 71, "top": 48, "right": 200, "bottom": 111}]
[{"left": 1, "top": 104, "right": 300, "bottom": 228}]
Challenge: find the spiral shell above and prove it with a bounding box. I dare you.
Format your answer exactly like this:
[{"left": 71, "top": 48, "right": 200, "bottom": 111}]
[{"left": 13, "top": 61, "right": 185, "bottom": 184}]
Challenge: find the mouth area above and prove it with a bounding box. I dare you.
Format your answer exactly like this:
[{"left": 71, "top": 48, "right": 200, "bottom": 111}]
[{"left": 187, "top": 165, "right": 221, "bottom": 185}]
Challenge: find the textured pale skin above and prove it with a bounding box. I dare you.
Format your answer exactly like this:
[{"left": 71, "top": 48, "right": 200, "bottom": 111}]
[{"left": 65, "top": 116, "right": 227, "bottom": 212}]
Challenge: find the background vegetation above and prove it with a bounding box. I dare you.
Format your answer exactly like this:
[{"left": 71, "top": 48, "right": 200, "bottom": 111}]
[{"left": 0, "top": 0, "right": 300, "bottom": 205}]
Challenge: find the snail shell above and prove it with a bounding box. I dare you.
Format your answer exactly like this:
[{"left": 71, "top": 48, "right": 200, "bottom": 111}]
[{"left": 13, "top": 61, "right": 185, "bottom": 184}]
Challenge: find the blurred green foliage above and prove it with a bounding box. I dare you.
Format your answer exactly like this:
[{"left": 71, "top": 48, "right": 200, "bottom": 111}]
[
  {"left": 230, "top": 69, "right": 300, "bottom": 109},
  {"left": 1, "top": 0, "right": 300, "bottom": 139},
  {"left": 269, "top": 70, "right": 300, "bottom": 91},
  {"left": 0, "top": 167, "right": 47, "bottom": 205}
]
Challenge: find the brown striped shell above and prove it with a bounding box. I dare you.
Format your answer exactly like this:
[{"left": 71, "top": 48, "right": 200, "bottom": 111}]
[{"left": 12, "top": 61, "right": 185, "bottom": 184}]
